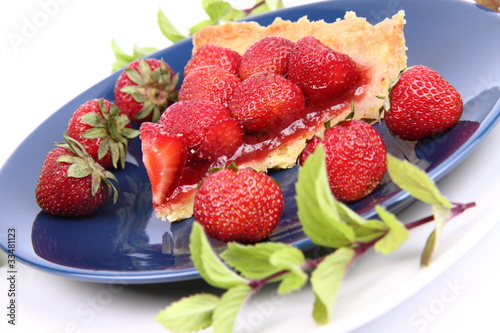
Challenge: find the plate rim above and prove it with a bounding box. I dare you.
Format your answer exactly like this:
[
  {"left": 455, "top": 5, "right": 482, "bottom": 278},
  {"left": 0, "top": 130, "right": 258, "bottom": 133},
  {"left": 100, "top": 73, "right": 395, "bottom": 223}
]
[{"left": 1, "top": 0, "right": 500, "bottom": 285}]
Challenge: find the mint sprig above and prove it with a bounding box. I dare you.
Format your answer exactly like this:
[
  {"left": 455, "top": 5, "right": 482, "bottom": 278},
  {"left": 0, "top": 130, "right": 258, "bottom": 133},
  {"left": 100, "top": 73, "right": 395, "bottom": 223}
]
[
  {"left": 111, "top": 0, "right": 285, "bottom": 72},
  {"left": 155, "top": 147, "right": 476, "bottom": 332},
  {"left": 386, "top": 153, "right": 453, "bottom": 266}
]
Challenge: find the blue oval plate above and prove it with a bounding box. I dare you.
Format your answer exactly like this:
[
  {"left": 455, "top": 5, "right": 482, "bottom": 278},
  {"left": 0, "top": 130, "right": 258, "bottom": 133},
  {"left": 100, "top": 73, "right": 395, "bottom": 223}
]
[{"left": 1, "top": 0, "right": 500, "bottom": 284}]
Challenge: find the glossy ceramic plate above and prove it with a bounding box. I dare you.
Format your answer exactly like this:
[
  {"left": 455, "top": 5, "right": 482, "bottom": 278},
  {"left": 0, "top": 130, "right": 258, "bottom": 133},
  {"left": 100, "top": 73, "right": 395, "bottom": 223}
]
[{"left": 1, "top": 0, "right": 499, "bottom": 284}]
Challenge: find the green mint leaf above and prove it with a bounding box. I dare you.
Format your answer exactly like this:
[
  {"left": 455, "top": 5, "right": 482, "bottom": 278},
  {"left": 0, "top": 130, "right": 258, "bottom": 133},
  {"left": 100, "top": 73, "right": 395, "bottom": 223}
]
[
  {"left": 373, "top": 205, "right": 410, "bottom": 255},
  {"left": 190, "top": 222, "right": 247, "bottom": 289},
  {"left": 133, "top": 45, "right": 158, "bottom": 60},
  {"left": 220, "top": 242, "right": 307, "bottom": 294},
  {"left": 221, "top": 242, "right": 303, "bottom": 281},
  {"left": 220, "top": 242, "right": 281, "bottom": 280},
  {"left": 310, "top": 247, "right": 356, "bottom": 325},
  {"left": 265, "top": 0, "right": 284, "bottom": 11},
  {"left": 212, "top": 284, "right": 252, "bottom": 333},
  {"left": 111, "top": 39, "right": 135, "bottom": 72},
  {"left": 352, "top": 222, "right": 388, "bottom": 243},
  {"left": 110, "top": 40, "right": 158, "bottom": 72},
  {"left": 386, "top": 154, "right": 452, "bottom": 209},
  {"left": 203, "top": 0, "right": 232, "bottom": 22},
  {"left": 221, "top": 7, "right": 246, "bottom": 21},
  {"left": 133, "top": 44, "right": 159, "bottom": 58},
  {"left": 421, "top": 229, "right": 437, "bottom": 268},
  {"left": 250, "top": 2, "right": 271, "bottom": 15},
  {"left": 421, "top": 205, "right": 452, "bottom": 266},
  {"left": 250, "top": 0, "right": 284, "bottom": 16},
  {"left": 155, "top": 293, "right": 219, "bottom": 332},
  {"left": 386, "top": 154, "right": 456, "bottom": 265},
  {"left": 296, "top": 145, "right": 356, "bottom": 248},
  {"left": 334, "top": 201, "right": 368, "bottom": 226},
  {"left": 269, "top": 248, "right": 308, "bottom": 294},
  {"left": 157, "top": 9, "right": 187, "bottom": 43},
  {"left": 332, "top": 199, "right": 389, "bottom": 243}
]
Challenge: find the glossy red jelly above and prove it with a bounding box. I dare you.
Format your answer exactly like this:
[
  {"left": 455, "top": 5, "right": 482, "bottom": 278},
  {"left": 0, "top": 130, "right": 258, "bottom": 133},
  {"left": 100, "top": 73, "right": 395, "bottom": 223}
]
[{"left": 154, "top": 70, "right": 370, "bottom": 214}]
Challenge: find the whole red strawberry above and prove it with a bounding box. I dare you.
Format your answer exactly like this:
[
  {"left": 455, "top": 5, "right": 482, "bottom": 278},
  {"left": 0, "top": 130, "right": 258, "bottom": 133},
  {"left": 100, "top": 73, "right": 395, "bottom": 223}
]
[
  {"left": 197, "top": 118, "right": 244, "bottom": 161},
  {"left": 35, "top": 135, "right": 118, "bottom": 217},
  {"left": 300, "top": 120, "right": 387, "bottom": 202},
  {"left": 159, "top": 100, "right": 243, "bottom": 160},
  {"left": 183, "top": 45, "right": 241, "bottom": 77},
  {"left": 114, "top": 59, "right": 178, "bottom": 123},
  {"left": 228, "top": 72, "right": 305, "bottom": 133},
  {"left": 193, "top": 165, "right": 284, "bottom": 243},
  {"left": 67, "top": 98, "right": 140, "bottom": 169},
  {"left": 383, "top": 65, "right": 463, "bottom": 141},
  {"left": 238, "top": 36, "right": 295, "bottom": 80},
  {"left": 178, "top": 66, "right": 241, "bottom": 107},
  {"left": 288, "top": 36, "right": 360, "bottom": 104}
]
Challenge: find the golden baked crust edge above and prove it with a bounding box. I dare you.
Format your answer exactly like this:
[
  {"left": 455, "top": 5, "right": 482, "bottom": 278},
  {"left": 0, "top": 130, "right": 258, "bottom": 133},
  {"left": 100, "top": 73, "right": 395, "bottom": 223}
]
[{"left": 193, "top": 11, "right": 407, "bottom": 120}]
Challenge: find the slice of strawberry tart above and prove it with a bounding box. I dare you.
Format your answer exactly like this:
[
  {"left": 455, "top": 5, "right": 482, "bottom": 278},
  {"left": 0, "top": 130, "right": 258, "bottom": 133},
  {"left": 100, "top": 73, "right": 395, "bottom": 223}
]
[{"left": 139, "top": 11, "right": 407, "bottom": 222}]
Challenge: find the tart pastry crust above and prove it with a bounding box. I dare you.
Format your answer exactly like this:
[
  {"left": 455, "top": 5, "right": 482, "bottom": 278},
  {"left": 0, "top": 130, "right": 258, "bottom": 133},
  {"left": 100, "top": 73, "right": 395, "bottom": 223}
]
[{"left": 157, "top": 12, "right": 407, "bottom": 222}]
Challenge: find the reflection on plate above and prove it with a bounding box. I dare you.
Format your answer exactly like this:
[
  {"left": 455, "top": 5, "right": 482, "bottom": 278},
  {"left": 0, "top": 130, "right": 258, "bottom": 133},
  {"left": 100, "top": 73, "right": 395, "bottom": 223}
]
[{"left": 1, "top": 0, "right": 500, "bottom": 284}]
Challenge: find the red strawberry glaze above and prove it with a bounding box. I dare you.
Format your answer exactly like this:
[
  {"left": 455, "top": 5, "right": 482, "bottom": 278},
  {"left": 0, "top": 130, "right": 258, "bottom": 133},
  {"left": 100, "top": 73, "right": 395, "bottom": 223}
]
[
  {"left": 157, "top": 69, "right": 370, "bottom": 217},
  {"left": 232, "top": 71, "right": 369, "bottom": 164}
]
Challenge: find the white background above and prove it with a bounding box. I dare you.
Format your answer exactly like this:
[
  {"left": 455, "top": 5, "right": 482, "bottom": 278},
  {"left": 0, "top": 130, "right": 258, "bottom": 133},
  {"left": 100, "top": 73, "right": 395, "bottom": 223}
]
[{"left": 1, "top": 0, "right": 500, "bottom": 332}]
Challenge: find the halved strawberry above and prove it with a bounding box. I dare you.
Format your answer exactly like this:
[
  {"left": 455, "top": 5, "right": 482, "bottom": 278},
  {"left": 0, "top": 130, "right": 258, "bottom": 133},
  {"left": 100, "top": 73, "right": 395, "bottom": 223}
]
[{"left": 140, "top": 122, "right": 188, "bottom": 207}]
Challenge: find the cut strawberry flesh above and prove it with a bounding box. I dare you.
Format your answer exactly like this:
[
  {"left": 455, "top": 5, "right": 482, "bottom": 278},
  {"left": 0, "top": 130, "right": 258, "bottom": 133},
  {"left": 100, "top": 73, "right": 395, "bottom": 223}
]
[{"left": 140, "top": 122, "right": 188, "bottom": 207}]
